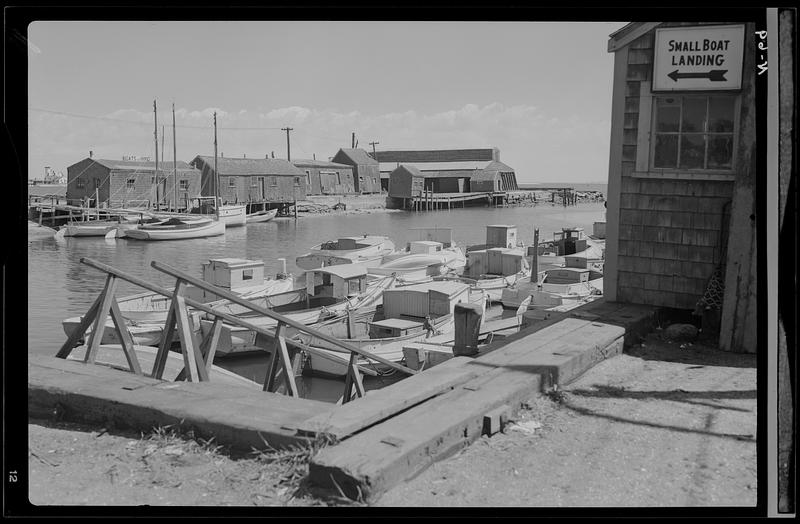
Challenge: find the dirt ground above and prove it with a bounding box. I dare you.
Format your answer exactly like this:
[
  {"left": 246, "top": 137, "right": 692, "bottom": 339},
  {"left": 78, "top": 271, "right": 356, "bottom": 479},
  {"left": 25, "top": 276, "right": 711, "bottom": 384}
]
[
  {"left": 377, "top": 332, "right": 757, "bottom": 507},
  {"left": 26, "top": 331, "right": 757, "bottom": 509}
]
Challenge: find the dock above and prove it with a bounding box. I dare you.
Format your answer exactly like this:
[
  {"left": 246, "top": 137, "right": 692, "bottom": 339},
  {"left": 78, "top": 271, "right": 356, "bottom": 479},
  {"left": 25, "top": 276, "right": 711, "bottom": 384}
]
[
  {"left": 410, "top": 191, "right": 506, "bottom": 211},
  {"left": 29, "top": 291, "right": 655, "bottom": 502}
]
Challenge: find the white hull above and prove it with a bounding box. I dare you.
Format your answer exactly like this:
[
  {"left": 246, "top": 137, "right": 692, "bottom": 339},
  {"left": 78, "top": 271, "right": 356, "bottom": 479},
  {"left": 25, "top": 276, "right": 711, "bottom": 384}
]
[
  {"left": 62, "top": 316, "right": 166, "bottom": 347},
  {"left": 125, "top": 220, "right": 225, "bottom": 240},
  {"left": 61, "top": 222, "right": 121, "bottom": 237},
  {"left": 205, "top": 275, "right": 397, "bottom": 356},
  {"left": 218, "top": 205, "right": 247, "bottom": 227},
  {"left": 296, "top": 237, "right": 396, "bottom": 270},
  {"left": 28, "top": 221, "right": 57, "bottom": 240},
  {"left": 500, "top": 276, "right": 604, "bottom": 309},
  {"left": 246, "top": 208, "right": 278, "bottom": 223},
  {"left": 301, "top": 315, "right": 455, "bottom": 377},
  {"left": 115, "top": 277, "right": 296, "bottom": 324},
  {"left": 370, "top": 248, "right": 467, "bottom": 283}
]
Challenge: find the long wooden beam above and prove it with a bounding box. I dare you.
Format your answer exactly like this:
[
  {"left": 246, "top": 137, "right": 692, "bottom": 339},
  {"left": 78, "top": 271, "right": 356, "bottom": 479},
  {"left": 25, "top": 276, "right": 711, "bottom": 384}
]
[{"left": 78, "top": 257, "right": 417, "bottom": 376}]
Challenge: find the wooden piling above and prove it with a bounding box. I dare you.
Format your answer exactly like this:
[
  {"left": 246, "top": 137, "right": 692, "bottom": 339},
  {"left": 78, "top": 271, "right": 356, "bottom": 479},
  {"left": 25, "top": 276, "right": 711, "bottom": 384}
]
[
  {"left": 531, "top": 228, "right": 539, "bottom": 283},
  {"left": 452, "top": 303, "right": 482, "bottom": 357}
]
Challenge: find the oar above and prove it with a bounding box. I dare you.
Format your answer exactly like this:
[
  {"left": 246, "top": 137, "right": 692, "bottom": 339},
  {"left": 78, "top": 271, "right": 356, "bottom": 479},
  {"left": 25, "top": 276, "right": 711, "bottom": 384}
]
[{"left": 54, "top": 227, "right": 66, "bottom": 241}]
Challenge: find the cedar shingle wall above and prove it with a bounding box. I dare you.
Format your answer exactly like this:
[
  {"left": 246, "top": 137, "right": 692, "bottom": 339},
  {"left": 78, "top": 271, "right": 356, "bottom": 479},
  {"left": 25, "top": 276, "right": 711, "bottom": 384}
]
[{"left": 615, "top": 29, "right": 733, "bottom": 310}]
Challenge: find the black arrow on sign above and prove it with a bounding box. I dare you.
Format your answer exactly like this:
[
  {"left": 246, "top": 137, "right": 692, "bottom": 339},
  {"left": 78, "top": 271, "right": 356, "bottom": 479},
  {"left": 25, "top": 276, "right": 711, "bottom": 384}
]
[{"left": 668, "top": 69, "right": 728, "bottom": 82}]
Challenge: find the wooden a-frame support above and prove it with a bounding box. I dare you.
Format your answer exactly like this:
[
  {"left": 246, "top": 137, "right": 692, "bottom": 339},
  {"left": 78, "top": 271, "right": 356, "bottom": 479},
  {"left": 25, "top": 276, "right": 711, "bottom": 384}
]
[{"left": 56, "top": 274, "right": 143, "bottom": 376}]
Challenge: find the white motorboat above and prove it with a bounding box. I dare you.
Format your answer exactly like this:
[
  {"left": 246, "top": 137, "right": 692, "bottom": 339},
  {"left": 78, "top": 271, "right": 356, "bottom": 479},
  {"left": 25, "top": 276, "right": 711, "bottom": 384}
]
[
  {"left": 28, "top": 221, "right": 57, "bottom": 240},
  {"left": 298, "top": 281, "right": 486, "bottom": 378},
  {"left": 202, "top": 265, "right": 397, "bottom": 356},
  {"left": 370, "top": 240, "right": 466, "bottom": 284},
  {"left": 500, "top": 265, "right": 604, "bottom": 310},
  {"left": 296, "top": 235, "right": 396, "bottom": 270}
]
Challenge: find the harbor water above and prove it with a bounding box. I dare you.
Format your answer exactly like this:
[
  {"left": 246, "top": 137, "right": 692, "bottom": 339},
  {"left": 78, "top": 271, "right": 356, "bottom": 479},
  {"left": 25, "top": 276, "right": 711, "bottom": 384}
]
[{"left": 27, "top": 202, "right": 606, "bottom": 402}]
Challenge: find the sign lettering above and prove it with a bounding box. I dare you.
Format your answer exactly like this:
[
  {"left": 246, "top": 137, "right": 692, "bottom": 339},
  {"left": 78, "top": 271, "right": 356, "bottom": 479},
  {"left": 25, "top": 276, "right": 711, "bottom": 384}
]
[{"left": 653, "top": 25, "right": 745, "bottom": 91}]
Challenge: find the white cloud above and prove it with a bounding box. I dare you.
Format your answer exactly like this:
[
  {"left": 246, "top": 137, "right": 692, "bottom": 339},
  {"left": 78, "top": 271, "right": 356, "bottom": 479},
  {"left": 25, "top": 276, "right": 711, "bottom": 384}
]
[{"left": 28, "top": 102, "right": 611, "bottom": 183}]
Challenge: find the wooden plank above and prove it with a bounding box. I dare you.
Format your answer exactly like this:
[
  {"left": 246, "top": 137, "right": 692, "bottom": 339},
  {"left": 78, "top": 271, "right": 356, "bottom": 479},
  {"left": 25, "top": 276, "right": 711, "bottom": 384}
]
[
  {"left": 152, "top": 281, "right": 182, "bottom": 379},
  {"left": 173, "top": 294, "right": 208, "bottom": 382},
  {"left": 341, "top": 352, "right": 365, "bottom": 405},
  {"left": 85, "top": 275, "right": 119, "bottom": 365},
  {"left": 201, "top": 318, "right": 223, "bottom": 375},
  {"left": 263, "top": 322, "right": 285, "bottom": 392},
  {"left": 309, "top": 362, "right": 544, "bottom": 502},
  {"left": 297, "top": 356, "right": 479, "bottom": 439},
  {"left": 56, "top": 292, "right": 104, "bottom": 359},
  {"left": 108, "top": 300, "right": 142, "bottom": 375}
]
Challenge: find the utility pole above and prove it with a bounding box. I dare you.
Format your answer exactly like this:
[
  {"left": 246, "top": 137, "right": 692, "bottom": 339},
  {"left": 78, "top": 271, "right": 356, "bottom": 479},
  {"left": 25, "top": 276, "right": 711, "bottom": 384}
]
[
  {"left": 153, "top": 99, "right": 159, "bottom": 210},
  {"left": 161, "top": 124, "right": 165, "bottom": 208},
  {"left": 172, "top": 102, "right": 177, "bottom": 212},
  {"left": 369, "top": 141, "right": 379, "bottom": 161},
  {"left": 214, "top": 111, "right": 220, "bottom": 220},
  {"left": 282, "top": 127, "right": 293, "bottom": 161}
]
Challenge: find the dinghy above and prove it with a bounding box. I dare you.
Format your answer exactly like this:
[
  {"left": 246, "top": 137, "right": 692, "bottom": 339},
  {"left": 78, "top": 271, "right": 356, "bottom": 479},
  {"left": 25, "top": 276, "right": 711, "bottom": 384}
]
[
  {"left": 246, "top": 208, "right": 278, "bottom": 224},
  {"left": 124, "top": 217, "right": 225, "bottom": 240}
]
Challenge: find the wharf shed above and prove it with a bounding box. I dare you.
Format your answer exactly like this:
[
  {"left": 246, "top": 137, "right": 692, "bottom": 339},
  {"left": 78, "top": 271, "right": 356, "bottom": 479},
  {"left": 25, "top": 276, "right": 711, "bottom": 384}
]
[
  {"left": 191, "top": 156, "right": 308, "bottom": 205},
  {"left": 66, "top": 157, "right": 202, "bottom": 209},
  {"left": 378, "top": 148, "right": 518, "bottom": 203},
  {"left": 291, "top": 159, "right": 355, "bottom": 195},
  {"left": 604, "top": 21, "right": 758, "bottom": 353},
  {"left": 330, "top": 148, "right": 382, "bottom": 194}
]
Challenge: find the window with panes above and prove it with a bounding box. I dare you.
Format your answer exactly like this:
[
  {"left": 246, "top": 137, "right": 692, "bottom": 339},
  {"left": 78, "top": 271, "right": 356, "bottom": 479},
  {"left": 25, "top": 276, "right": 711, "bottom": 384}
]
[{"left": 652, "top": 95, "right": 736, "bottom": 171}]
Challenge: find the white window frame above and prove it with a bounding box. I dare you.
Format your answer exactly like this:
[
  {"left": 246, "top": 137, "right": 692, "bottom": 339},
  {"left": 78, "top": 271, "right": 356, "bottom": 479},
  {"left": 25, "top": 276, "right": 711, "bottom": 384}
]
[
  {"left": 633, "top": 81, "right": 739, "bottom": 181},
  {"left": 228, "top": 177, "right": 236, "bottom": 188},
  {"left": 179, "top": 179, "right": 189, "bottom": 191},
  {"left": 126, "top": 178, "right": 136, "bottom": 190}
]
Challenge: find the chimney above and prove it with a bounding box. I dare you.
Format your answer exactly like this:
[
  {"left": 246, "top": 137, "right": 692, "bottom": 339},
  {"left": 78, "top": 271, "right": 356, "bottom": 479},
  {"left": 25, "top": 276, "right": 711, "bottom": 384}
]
[
  {"left": 243, "top": 153, "right": 246, "bottom": 158},
  {"left": 221, "top": 152, "right": 224, "bottom": 157},
  {"left": 89, "top": 150, "right": 93, "bottom": 158},
  {"left": 266, "top": 154, "right": 269, "bottom": 159},
  {"left": 271, "top": 151, "right": 275, "bottom": 158}
]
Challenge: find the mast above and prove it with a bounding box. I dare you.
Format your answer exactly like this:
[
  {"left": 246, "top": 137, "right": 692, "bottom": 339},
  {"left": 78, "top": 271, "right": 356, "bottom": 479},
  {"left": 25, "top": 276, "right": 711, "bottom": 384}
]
[
  {"left": 172, "top": 102, "right": 177, "bottom": 212},
  {"left": 153, "top": 99, "right": 159, "bottom": 210},
  {"left": 213, "top": 111, "right": 219, "bottom": 220}
]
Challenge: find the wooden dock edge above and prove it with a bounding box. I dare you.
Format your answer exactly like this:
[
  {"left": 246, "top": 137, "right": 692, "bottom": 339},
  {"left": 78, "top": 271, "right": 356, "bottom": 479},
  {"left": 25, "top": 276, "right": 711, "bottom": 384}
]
[
  {"left": 305, "top": 300, "right": 656, "bottom": 502},
  {"left": 28, "top": 355, "right": 331, "bottom": 453}
]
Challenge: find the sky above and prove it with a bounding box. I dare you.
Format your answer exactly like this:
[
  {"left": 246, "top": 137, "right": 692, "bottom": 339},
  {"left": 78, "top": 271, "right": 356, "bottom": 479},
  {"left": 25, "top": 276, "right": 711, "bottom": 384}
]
[{"left": 27, "top": 20, "right": 626, "bottom": 184}]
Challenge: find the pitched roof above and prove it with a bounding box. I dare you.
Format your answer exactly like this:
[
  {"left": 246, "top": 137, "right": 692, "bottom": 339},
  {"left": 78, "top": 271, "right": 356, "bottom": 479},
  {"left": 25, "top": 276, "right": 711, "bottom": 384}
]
[
  {"left": 291, "top": 159, "right": 352, "bottom": 169},
  {"left": 373, "top": 148, "right": 498, "bottom": 163},
  {"left": 333, "top": 148, "right": 379, "bottom": 165},
  {"left": 380, "top": 160, "right": 494, "bottom": 173},
  {"left": 191, "top": 156, "right": 305, "bottom": 176},
  {"left": 607, "top": 22, "right": 661, "bottom": 52},
  {"left": 85, "top": 158, "right": 198, "bottom": 172}
]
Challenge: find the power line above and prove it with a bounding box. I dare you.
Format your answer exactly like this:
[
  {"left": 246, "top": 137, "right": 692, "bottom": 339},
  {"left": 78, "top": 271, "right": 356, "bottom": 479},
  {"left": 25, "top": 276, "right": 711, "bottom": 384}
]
[{"left": 28, "top": 107, "right": 284, "bottom": 130}]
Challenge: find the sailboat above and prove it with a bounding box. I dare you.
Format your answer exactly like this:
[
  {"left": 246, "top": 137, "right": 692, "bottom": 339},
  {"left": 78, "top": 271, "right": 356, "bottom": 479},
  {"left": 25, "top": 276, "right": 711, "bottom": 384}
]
[{"left": 121, "top": 102, "right": 226, "bottom": 241}]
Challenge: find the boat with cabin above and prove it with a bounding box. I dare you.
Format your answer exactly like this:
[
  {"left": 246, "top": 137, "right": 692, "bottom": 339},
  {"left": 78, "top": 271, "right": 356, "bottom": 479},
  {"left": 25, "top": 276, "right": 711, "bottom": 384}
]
[
  {"left": 500, "top": 254, "right": 604, "bottom": 310},
  {"left": 201, "top": 264, "right": 397, "bottom": 356},
  {"left": 296, "top": 280, "right": 485, "bottom": 378},
  {"left": 440, "top": 225, "right": 531, "bottom": 302},
  {"left": 61, "top": 257, "right": 296, "bottom": 347}
]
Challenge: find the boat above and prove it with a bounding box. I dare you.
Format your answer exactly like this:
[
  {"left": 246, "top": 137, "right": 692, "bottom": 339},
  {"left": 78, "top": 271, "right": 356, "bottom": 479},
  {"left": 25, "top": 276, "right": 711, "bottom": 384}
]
[
  {"left": 369, "top": 240, "right": 466, "bottom": 285},
  {"left": 124, "top": 216, "right": 225, "bottom": 240},
  {"left": 296, "top": 280, "right": 485, "bottom": 378},
  {"left": 529, "top": 227, "right": 605, "bottom": 268},
  {"left": 190, "top": 196, "right": 247, "bottom": 227},
  {"left": 67, "top": 343, "right": 262, "bottom": 389},
  {"left": 28, "top": 221, "right": 57, "bottom": 240},
  {"left": 246, "top": 208, "right": 278, "bottom": 224},
  {"left": 201, "top": 264, "right": 397, "bottom": 356},
  {"left": 296, "top": 235, "right": 396, "bottom": 270},
  {"left": 500, "top": 262, "right": 604, "bottom": 310},
  {"left": 439, "top": 225, "right": 531, "bottom": 302},
  {"left": 61, "top": 257, "right": 297, "bottom": 347}
]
